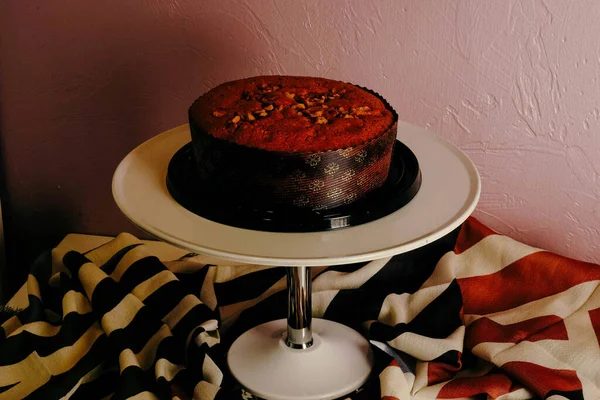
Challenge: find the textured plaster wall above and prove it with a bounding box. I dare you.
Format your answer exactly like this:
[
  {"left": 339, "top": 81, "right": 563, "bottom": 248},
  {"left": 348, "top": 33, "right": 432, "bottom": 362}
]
[{"left": 0, "top": 0, "right": 598, "bottom": 290}]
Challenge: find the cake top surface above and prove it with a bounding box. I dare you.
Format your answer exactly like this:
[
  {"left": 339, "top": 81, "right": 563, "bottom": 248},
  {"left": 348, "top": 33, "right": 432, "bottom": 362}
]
[{"left": 189, "top": 76, "right": 396, "bottom": 153}]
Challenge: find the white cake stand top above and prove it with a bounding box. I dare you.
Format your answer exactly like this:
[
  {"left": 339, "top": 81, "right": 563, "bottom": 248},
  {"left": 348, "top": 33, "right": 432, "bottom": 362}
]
[{"left": 112, "top": 123, "right": 480, "bottom": 266}]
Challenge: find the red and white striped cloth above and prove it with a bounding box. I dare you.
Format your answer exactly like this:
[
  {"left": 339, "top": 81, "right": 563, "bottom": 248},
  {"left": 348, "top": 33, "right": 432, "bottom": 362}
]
[{"left": 375, "top": 218, "right": 600, "bottom": 400}]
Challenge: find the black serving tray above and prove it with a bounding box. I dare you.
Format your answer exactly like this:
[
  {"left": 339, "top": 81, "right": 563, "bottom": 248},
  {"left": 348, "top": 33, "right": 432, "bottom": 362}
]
[{"left": 166, "top": 141, "right": 421, "bottom": 232}]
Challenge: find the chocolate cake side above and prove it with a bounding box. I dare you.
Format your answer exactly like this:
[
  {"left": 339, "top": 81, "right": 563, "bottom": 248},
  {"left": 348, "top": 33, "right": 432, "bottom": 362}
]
[{"left": 188, "top": 76, "right": 398, "bottom": 211}]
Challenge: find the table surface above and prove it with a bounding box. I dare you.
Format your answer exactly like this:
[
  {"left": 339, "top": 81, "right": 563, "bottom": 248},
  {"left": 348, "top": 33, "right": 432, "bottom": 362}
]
[{"left": 112, "top": 122, "right": 480, "bottom": 267}]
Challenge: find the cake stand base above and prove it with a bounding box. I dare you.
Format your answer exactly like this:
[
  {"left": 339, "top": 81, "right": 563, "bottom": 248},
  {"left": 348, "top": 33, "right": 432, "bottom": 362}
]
[{"left": 227, "top": 318, "right": 373, "bottom": 400}]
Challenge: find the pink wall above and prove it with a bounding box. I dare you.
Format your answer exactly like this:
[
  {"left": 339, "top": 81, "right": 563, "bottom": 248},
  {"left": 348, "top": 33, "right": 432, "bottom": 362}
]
[{"left": 1, "top": 0, "right": 598, "bottom": 290}]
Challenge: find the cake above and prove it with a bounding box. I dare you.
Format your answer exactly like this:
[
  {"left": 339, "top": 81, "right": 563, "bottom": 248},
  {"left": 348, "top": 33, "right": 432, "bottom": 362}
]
[{"left": 188, "top": 76, "right": 398, "bottom": 211}]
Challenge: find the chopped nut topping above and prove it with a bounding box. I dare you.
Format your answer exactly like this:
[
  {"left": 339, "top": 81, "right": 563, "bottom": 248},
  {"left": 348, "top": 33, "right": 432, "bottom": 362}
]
[
  {"left": 325, "top": 109, "right": 339, "bottom": 118},
  {"left": 223, "top": 85, "right": 378, "bottom": 128},
  {"left": 241, "top": 90, "right": 255, "bottom": 101},
  {"left": 352, "top": 106, "right": 371, "bottom": 115},
  {"left": 261, "top": 94, "right": 277, "bottom": 103}
]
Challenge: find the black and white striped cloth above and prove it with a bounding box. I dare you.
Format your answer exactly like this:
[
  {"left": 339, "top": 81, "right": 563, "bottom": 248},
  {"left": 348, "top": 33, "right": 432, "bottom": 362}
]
[{"left": 2, "top": 218, "right": 598, "bottom": 399}]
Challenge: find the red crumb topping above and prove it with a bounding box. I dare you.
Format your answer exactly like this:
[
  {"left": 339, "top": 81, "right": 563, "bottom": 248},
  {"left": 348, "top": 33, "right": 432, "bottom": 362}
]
[{"left": 189, "top": 76, "right": 395, "bottom": 153}]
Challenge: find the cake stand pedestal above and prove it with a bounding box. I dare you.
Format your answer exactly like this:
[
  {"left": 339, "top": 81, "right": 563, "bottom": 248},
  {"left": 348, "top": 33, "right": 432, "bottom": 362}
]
[
  {"left": 112, "top": 123, "right": 480, "bottom": 400},
  {"left": 227, "top": 268, "right": 374, "bottom": 400}
]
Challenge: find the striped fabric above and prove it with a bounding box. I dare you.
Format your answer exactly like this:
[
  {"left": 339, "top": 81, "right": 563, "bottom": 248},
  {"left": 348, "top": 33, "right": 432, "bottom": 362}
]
[{"left": 1, "top": 217, "right": 599, "bottom": 399}]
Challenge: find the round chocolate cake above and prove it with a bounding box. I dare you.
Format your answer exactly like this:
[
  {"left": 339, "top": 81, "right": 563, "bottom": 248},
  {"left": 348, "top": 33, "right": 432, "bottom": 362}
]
[{"left": 188, "top": 76, "right": 398, "bottom": 211}]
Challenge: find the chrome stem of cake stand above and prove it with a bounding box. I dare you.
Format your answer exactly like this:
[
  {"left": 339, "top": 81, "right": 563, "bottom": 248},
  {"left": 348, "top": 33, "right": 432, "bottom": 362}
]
[{"left": 285, "top": 266, "right": 313, "bottom": 349}]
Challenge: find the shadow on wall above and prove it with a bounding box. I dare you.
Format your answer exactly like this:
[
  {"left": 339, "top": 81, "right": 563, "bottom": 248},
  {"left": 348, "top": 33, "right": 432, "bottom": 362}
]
[
  {"left": 0, "top": 2, "right": 256, "bottom": 300},
  {"left": 0, "top": 96, "right": 6, "bottom": 303},
  {"left": 0, "top": 87, "right": 75, "bottom": 299}
]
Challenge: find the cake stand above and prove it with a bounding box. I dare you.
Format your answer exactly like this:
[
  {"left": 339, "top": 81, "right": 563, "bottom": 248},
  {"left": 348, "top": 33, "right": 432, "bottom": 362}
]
[{"left": 112, "top": 122, "right": 480, "bottom": 400}]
